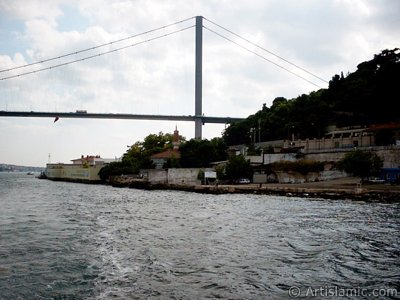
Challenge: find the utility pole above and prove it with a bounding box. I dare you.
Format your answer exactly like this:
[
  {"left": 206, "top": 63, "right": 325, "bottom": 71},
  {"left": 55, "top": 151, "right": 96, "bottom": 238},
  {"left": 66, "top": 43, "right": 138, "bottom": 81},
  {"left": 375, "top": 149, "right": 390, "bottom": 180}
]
[{"left": 194, "top": 16, "right": 203, "bottom": 139}]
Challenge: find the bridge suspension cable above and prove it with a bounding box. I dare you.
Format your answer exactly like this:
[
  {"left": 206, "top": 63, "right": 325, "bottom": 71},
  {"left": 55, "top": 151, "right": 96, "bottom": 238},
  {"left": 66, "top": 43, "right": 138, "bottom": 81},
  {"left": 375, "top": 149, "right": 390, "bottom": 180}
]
[
  {"left": 0, "top": 16, "right": 195, "bottom": 74},
  {"left": 204, "top": 26, "right": 323, "bottom": 88},
  {"left": 203, "top": 17, "right": 328, "bottom": 86},
  {"left": 0, "top": 25, "right": 194, "bottom": 81},
  {"left": 2, "top": 15, "right": 327, "bottom": 87}
]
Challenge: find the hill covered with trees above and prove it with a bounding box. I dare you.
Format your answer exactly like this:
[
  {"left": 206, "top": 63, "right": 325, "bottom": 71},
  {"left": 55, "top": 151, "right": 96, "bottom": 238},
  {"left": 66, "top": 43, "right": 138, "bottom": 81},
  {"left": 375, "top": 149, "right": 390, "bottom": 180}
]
[
  {"left": 223, "top": 48, "right": 400, "bottom": 146},
  {"left": 100, "top": 49, "right": 399, "bottom": 180}
]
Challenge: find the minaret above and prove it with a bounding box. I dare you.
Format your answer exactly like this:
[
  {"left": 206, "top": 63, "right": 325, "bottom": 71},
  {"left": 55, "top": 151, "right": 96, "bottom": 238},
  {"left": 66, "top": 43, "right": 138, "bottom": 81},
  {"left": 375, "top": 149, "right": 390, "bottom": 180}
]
[{"left": 173, "top": 125, "right": 180, "bottom": 150}]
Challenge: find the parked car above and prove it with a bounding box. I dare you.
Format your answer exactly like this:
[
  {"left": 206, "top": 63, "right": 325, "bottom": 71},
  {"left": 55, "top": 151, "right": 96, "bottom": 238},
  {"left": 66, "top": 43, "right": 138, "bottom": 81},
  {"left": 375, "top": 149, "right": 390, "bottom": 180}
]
[
  {"left": 237, "top": 178, "right": 250, "bottom": 184},
  {"left": 364, "top": 177, "right": 385, "bottom": 184}
]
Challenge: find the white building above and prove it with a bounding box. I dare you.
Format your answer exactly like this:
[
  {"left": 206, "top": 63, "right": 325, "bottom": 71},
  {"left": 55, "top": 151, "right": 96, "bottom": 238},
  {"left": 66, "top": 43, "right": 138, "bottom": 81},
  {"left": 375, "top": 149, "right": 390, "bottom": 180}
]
[{"left": 46, "top": 155, "right": 119, "bottom": 182}]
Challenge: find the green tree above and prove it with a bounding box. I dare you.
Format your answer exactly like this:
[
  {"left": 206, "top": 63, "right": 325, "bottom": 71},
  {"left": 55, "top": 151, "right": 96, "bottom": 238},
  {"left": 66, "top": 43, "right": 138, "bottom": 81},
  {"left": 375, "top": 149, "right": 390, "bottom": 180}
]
[
  {"left": 163, "top": 156, "right": 181, "bottom": 168},
  {"left": 222, "top": 48, "right": 400, "bottom": 146},
  {"left": 141, "top": 131, "right": 185, "bottom": 156},
  {"left": 142, "top": 132, "right": 172, "bottom": 155},
  {"left": 99, "top": 131, "right": 185, "bottom": 181},
  {"left": 98, "top": 161, "right": 139, "bottom": 181},
  {"left": 215, "top": 164, "right": 226, "bottom": 180},
  {"left": 337, "top": 150, "right": 383, "bottom": 180},
  {"left": 225, "top": 155, "right": 253, "bottom": 182},
  {"left": 223, "top": 121, "right": 252, "bottom": 145},
  {"left": 122, "top": 142, "right": 155, "bottom": 171},
  {"left": 179, "top": 138, "right": 227, "bottom": 168}
]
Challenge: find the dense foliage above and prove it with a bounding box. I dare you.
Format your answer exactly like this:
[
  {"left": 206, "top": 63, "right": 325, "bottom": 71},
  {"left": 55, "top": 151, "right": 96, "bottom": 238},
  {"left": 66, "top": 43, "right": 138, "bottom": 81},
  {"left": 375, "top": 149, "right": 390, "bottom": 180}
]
[
  {"left": 179, "top": 138, "right": 227, "bottom": 168},
  {"left": 100, "top": 49, "right": 398, "bottom": 181},
  {"left": 98, "top": 161, "right": 140, "bottom": 181},
  {"left": 223, "top": 48, "right": 400, "bottom": 145},
  {"left": 336, "top": 150, "right": 383, "bottom": 180},
  {"left": 99, "top": 132, "right": 182, "bottom": 180},
  {"left": 225, "top": 155, "right": 253, "bottom": 181},
  {"left": 99, "top": 133, "right": 227, "bottom": 180}
]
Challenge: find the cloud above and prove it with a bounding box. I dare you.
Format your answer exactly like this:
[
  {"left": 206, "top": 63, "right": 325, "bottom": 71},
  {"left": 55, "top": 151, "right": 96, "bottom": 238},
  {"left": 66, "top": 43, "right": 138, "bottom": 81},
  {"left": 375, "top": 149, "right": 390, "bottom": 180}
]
[
  {"left": 0, "top": 0, "right": 63, "bottom": 23},
  {"left": 1, "top": 0, "right": 399, "bottom": 166}
]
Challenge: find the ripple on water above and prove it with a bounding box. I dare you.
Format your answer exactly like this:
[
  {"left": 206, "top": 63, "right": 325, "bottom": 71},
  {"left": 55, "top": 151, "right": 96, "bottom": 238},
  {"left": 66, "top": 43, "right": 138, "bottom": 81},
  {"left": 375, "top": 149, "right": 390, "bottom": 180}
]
[{"left": 0, "top": 174, "right": 399, "bottom": 299}]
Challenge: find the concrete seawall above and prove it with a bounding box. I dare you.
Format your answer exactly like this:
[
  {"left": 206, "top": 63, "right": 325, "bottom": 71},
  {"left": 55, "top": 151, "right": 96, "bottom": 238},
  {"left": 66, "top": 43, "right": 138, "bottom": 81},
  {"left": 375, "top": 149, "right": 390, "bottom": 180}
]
[
  {"left": 110, "top": 177, "right": 400, "bottom": 202},
  {"left": 42, "top": 176, "right": 400, "bottom": 202}
]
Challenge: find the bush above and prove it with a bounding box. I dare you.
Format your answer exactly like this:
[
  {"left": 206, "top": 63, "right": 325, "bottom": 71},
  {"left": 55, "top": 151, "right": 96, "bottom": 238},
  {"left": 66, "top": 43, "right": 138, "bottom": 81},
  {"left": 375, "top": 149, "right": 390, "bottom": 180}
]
[
  {"left": 337, "top": 150, "right": 383, "bottom": 180},
  {"left": 225, "top": 155, "right": 253, "bottom": 181},
  {"left": 98, "top": 161, "right": 140, "bottom": 181}
]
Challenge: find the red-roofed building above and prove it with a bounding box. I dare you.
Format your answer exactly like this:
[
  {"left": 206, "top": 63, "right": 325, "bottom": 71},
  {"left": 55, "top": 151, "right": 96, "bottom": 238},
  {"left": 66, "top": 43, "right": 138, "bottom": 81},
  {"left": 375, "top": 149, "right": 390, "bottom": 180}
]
[
  {"left": 71, "top": 155, "right": 107, "bottom": 166},
  {"left": 151, "top": 127, "right": 181, "bottom": 169}
]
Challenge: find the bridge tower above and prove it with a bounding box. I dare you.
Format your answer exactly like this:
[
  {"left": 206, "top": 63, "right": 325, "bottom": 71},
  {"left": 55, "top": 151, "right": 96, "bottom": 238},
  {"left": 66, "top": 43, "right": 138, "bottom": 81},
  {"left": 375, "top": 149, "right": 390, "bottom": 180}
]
[{"left": 194, "top": 16, "right": 203, "bottom": 139}]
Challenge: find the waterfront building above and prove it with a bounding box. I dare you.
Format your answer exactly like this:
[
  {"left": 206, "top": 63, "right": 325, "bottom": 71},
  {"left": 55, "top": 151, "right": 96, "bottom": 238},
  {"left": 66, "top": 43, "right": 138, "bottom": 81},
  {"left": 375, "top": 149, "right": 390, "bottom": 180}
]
[
  {"left": 282, "top": 127, "right": 375, "bottom": 152},
  {"left": 46, "top": 155, "right": 119, "bottom": 182},
  {"left": 282, "top": 123, "right": 400, "bottom": 152},
  {"left": 151, "top": 127, "right": 181, "bottom": 169}
]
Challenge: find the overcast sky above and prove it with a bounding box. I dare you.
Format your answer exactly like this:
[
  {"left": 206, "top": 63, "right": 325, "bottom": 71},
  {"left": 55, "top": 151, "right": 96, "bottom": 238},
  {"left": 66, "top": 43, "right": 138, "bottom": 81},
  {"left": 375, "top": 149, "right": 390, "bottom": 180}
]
[{"left": 1, "top": 0, "right": 399, "bottom": 167}]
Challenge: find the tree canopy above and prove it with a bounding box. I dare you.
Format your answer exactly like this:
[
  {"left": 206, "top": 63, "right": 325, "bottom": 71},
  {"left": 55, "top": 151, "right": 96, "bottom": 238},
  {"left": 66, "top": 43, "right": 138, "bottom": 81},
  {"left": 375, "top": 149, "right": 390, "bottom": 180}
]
[
  {"left": 179, "top": 137, "right": 227, "bottom": 168},
  {"left": 225, "top": 155, "right": 253, "bottom": 181},
  {"left": 336, "top": 150, "right": 383, "bottom": 180},
  {"left": 223, "top": 48, "right": 400, "bottom": 146},
  {"left": 99, "top": 133, "right": 228, "bottom": 180},
  {"left": 99, "top": 131, "right": 181, "bottom": 180},
  {"left": 99, "top": 49, "right": 399, "bottom": 181}
]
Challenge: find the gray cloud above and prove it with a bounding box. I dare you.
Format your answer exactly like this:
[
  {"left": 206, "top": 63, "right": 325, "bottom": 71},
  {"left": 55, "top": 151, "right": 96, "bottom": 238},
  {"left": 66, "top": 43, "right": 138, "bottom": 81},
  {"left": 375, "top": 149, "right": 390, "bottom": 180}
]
[{"left": 0, "top": 0, "right": 398, "bottom": 166}]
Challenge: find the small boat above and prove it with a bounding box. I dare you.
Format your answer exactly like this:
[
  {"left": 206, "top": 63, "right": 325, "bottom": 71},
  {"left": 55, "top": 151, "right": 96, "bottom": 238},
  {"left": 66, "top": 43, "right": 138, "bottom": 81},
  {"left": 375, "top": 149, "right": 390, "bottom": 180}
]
[{"left": 27, "top": 172, "right": 35, "bottom": 175}]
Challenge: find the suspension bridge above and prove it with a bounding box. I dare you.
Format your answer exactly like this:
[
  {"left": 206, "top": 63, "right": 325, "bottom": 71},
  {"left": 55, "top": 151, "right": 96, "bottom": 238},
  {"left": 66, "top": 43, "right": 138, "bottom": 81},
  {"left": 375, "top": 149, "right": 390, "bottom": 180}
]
[{"left": 0, "top": 16, "right": 327, "bottom": 139}]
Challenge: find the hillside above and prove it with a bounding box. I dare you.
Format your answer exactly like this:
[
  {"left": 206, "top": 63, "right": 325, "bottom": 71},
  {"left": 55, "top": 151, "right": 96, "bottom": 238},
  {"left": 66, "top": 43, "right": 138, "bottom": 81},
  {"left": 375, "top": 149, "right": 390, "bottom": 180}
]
[
  {"left": 0, "top": 164, "right": 44, "bottom": 173},
  {"left": 223, "top": 48, "right": 400, "bottom": 146}
]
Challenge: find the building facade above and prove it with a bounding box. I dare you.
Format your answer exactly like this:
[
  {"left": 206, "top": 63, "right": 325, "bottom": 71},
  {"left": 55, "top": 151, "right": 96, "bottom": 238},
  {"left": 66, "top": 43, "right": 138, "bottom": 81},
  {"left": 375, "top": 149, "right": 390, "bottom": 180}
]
[
  {"left": 46, "top": 155, "right": 118, "bottom": 182},
  {"left": 151, "top": 127, "right": 181, "bottom": 169},
  {"left": 283, "top": 128, "right": 375, "bottom": 152}
]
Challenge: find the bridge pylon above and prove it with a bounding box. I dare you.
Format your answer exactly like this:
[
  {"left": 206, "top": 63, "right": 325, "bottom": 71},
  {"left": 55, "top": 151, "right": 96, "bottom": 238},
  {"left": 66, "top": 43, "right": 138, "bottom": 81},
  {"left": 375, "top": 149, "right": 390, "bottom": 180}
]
[{"left": 195, "top": 16, "right": 203, "bottom": 139}]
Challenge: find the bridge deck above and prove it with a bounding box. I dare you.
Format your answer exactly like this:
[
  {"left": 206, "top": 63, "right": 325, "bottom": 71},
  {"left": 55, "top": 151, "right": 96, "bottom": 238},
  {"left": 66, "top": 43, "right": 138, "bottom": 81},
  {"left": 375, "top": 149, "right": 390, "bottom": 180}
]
[{"left": 0, "top": 111, "right": 244, "bottom": 124}]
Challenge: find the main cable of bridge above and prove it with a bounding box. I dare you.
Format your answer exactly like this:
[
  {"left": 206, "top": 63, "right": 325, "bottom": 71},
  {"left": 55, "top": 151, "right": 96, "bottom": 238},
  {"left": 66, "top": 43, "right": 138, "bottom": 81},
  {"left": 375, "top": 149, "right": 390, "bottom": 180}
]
[
  {"left": 0, "top": 16, "right": 195, "bottom": 74},
  {"left": 203, "top": 17, "right": 328, "bottom": 85},
  {"left": 1, "top": 15, "right": 327, "bottom": 88},
  {"left": 203, "top": 25, "right": 323, "bottom": 88},
  {"left": 0, "top": 22, "right": 195, "bottom": 81}
]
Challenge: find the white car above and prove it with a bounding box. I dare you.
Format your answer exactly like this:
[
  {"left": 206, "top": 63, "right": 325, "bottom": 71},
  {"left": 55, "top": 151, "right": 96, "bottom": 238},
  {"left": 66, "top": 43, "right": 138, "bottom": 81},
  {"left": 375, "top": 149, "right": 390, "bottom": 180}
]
[{"left": 238, "top": 178, "right": 250, "bottom": 184}]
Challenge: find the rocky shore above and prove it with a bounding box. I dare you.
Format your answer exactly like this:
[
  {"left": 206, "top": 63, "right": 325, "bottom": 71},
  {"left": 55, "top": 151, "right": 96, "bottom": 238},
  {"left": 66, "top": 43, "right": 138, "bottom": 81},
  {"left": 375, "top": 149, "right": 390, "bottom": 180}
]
[{"left": 109, "top": 176, "right": 400, "bottom": 202}]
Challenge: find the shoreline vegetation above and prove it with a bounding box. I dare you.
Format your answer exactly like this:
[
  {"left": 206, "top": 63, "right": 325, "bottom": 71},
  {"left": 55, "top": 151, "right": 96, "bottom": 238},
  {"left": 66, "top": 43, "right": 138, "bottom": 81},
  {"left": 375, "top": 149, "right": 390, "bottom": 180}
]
[{"left": 106, "top": 176, "right": 400, "bottom": 202}]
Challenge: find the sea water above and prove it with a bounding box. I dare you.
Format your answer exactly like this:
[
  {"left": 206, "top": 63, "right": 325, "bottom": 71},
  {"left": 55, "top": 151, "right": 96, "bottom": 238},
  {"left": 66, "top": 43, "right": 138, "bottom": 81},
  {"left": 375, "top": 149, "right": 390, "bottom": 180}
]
[{"left": 0, "top": 172, "right": 399, "bottom": 299}]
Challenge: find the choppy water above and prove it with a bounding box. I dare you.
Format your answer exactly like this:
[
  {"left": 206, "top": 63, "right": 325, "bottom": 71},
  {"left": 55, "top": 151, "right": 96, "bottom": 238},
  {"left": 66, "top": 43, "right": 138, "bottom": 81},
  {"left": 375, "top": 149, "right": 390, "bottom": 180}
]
[{"left": 0, "top": 173, "right": 399, "bottom": 299}]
